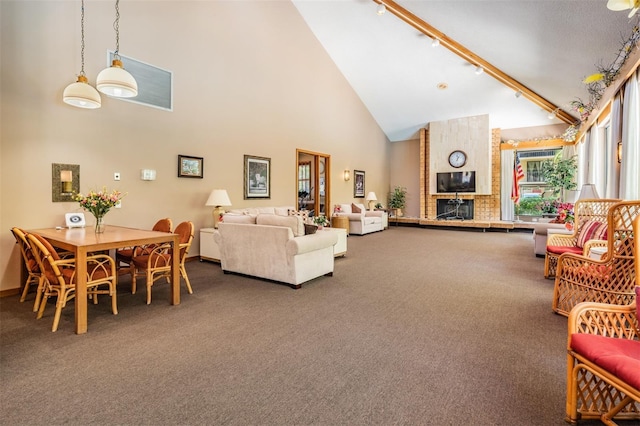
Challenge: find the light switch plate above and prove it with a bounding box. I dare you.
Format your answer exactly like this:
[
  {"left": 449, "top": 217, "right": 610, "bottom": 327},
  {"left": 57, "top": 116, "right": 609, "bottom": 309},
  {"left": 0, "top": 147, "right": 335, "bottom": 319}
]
[{"left": 114, "top": 172, "right": 121, "bottom": 181}]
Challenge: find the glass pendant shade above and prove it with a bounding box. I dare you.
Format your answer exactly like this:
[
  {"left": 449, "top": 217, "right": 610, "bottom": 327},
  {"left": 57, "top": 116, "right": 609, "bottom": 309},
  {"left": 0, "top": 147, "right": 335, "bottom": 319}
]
[
  {"left": 63, "top": 75, "right": 102, "bottom": 109},
  {"left": 97, "top": 59, "right": 138, "bottom": 98}
]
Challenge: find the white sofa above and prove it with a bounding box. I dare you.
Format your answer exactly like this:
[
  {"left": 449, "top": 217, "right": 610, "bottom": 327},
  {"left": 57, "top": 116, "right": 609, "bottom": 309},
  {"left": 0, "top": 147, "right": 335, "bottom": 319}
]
[
  {"left": 334, "top": 203, "right": 384, "bottom": 235},
  {"left": 213, "top": 210, "right": 338, "bottom": 289}
]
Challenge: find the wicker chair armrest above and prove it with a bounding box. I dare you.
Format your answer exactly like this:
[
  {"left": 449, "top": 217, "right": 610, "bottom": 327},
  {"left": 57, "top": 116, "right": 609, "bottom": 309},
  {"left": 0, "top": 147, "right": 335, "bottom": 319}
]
[
  {"left": 582, "top": 239, "right": 607, "bottom": 255},
  {"left": 546, "top": 233, "right": 577, "bottom": 247},
  {"left": 567, "top": 301, "right": 638, "bottom": 340},
  {"left": 86, "top": 254, "right": 116, "bottom": 279}
]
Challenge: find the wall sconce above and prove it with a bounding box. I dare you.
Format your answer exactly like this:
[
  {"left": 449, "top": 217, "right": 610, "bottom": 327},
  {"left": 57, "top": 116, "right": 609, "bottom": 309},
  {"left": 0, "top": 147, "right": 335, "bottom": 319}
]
[
  {"left": 343, "top": 169, "right": 351, "bottom": 181},
  {"left": 140, "top": 169, "right": 156, "bottom": 181},
  {"left": 206, "top": 189, "right": 232, "bottom": 228},
  {"left": 617, "top": 141, "right": 622, "bottom": 163},
  {"left": 52, "top": 163, "right": 80, "bottom": 202}
]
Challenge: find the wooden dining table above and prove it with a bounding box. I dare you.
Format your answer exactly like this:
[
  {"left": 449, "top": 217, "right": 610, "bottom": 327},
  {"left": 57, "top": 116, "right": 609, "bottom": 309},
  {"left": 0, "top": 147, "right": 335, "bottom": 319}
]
[{"left": 28, "top": 225, "right": 180, "bottom": 334}]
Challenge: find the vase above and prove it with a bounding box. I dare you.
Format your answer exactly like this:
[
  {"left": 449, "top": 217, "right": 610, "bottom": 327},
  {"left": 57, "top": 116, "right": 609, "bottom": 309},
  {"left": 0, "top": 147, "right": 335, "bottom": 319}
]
[
  {"left": 565, "top": 222, "right": 574, "bottom": 231},
  {"left": 94, "top": 215, "right": 105, "bottom": 233}
]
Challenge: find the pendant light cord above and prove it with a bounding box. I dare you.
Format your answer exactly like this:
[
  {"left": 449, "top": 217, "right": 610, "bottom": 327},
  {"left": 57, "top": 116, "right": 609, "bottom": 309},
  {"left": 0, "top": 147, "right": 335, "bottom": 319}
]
[
  {"left": 113, "top": 0, "right": 121, "bottom": 60},
  {"left": 79, "top": 0, "right": 86, "bottom": 77}
]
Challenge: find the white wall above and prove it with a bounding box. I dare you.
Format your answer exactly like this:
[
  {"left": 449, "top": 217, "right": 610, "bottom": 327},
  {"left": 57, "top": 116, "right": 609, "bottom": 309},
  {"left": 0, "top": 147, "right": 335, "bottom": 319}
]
[{"left": 0, "top": 1, "right": 390, "bottom": 292}]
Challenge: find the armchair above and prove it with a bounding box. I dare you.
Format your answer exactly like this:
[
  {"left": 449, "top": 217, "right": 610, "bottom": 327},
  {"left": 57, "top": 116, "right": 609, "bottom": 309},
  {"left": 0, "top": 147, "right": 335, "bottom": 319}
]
[
  {"left": 27, "top": 233, "right": 118, "bottom": 332},
  {"left": 553, "top": 200, "right": 640, "bottom": 316},
  {"left": 334, "top": 203, "right": 384, "bottom": 235},
  {"left": 565, "top": 291, "right": 639, "bottom": 425},
  {"left": 544, "top": 199, "right": 619, "bottom": 278},
  {"left": 11, "top": 227, "right": 45, "bottom": 312},
  {"left": 130, "top": 221, "right": 194, "bottom": 305}
]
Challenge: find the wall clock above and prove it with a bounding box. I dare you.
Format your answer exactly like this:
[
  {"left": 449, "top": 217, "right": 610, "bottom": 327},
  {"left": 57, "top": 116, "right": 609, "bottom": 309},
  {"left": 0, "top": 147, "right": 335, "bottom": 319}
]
[{"left": 448, "top": 150, "right": 467, "bottom": 168}]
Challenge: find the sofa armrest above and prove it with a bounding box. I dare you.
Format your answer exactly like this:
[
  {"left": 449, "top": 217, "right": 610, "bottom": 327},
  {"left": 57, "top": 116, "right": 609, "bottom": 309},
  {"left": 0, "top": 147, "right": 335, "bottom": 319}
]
[
  {"left": 286, "top": 232, "right": 338, "bottom": 256},
  {"left": 365, "top": 210, "right": 383, "bottom": 218}
]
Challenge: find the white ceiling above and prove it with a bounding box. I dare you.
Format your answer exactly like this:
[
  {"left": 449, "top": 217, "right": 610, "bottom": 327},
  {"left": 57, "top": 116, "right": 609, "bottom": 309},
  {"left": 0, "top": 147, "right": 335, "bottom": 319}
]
[{"left": 292, "top": 0, "right": 636, "bottom": 141}]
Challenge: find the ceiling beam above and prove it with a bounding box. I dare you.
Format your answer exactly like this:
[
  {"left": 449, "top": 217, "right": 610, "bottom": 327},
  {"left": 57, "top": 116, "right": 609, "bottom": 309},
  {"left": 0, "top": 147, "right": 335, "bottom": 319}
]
[{"left": 373, "top": 0, "right": 576, "bottom": 125}]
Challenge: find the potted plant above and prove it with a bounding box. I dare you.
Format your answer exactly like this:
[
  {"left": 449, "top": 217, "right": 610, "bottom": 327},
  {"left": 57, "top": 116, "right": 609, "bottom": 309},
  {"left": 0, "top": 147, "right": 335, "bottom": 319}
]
[
  {"left": 541, "top": 153, "right": 577, "bottom": 201},
  {"left": 388, "top": 185, "right": 407, "bottom": 217},
  {"left": 312, "top": 215, "right": 329, "bottom": 229}
]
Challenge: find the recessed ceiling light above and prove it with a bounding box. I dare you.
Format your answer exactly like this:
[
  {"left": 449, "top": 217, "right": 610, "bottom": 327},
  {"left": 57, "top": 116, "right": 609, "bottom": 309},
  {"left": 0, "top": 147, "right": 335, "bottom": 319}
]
[
  {"left": 437, "top": 82, "right": 448, "bottom": 90},
  {"left": 376, "top": 4, "right": 386, "bottom": 15},
  {"left": 475, "top": 66, "right": 484, "bottom": 75},
  {"left": 431, "top": 38, "right": 440, "bottom": 47}
]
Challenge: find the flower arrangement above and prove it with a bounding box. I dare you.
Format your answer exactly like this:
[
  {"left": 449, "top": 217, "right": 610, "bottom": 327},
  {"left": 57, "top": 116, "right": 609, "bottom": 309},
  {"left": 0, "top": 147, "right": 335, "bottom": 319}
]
[
  {"left": 74, "top": 187, "right": 126, "bottom": 232},
  {"left": 334, "top": 204, "right": 342, "bottom": 213},
  {"left": 549, "top": 201, "right": 574, "bottom": 225},
  {"left": 312, "top": 215, "right": 330, "bottom": 227}
]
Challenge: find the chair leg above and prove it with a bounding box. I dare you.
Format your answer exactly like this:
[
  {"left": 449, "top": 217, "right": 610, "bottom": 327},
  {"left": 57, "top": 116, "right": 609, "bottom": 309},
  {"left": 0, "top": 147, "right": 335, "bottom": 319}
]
[
  {"left": 32, "top": 277, "right": 46, "bottom": 313},
  {"left": 131, "top": 266, "right": 138, "bottom": 295},
  {"left": 36, "top": 293, "right": 49, "bottom": 319},
  {"left": 181, "top": 264, "right": 193, "bottom": 294},
  {"left": 19, "top": 278, "right": 32, "bottom": 303},
  {"left": 51, "top": 299, "right": 64, "bottom": 332},
  {"left": 110, "top": 283, "right": 118, "bottom": 315},
  {"left": 146, "top": 270, "right": 153, "bottom": 305}
]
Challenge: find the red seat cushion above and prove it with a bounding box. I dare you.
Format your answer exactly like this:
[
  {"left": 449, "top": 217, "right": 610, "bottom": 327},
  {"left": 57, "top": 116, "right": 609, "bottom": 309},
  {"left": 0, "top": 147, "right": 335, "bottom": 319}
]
[
  {"left": 547, "top": 245, "right": 583, "bottom": 255},
  {"left": 571, "top": 333, "right": 640, "bottom": 390}
]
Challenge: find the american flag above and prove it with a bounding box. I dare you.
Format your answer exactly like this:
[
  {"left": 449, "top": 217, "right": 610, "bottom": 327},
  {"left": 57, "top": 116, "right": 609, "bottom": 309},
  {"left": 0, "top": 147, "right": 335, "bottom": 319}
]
[{"left": 511, "top": 151, "right": 525, "bottom": 203}]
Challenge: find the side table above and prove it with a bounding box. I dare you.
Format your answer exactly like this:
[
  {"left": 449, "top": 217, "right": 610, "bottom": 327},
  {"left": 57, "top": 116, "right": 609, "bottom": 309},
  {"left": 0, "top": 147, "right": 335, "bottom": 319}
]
[
  {"left": 331, "top": 215, "right": 350, "bottom": 235},
  {"left": 321, "top": 227, "right": 347, "bottom": 257},
  {"left": 199, "top": 227, "right": 220, "bottom": 263}
]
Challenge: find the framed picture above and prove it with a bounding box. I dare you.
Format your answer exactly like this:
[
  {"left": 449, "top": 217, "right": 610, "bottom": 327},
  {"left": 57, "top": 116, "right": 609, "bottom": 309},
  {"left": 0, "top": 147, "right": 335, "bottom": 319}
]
[
  {"left": 178, "top": 155, "right": 203, "bottom": 178},
  {"left": 354, "top": 170, "right": 365, "bottom": 198},
  {"left": 244, "top": 155, "right": 270, "bottom": 199}
]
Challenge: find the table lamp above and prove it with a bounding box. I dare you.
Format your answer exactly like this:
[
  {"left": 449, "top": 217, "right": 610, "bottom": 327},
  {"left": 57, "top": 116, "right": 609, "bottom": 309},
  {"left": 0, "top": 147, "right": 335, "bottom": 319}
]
[
  {"left": 206, "top": 189, "right": 232, "bottom": 228},
  {"left": 578, "top": 183, "right": 600, "bottom": 200},
  {"left": 366, "top": 191, "right": 378, "bottom": 211}
]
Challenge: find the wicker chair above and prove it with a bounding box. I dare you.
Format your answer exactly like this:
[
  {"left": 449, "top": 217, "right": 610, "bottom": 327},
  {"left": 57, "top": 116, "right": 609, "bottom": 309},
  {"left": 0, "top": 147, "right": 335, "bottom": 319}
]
[
  {"left": 553, "top": 200, "right": 640, "bottom": 317},
  {"left": 11, "top": 227, "right": 45, "bottom": 312},
  {"left": 565, "top": 289, "right": 639, "bottom": 425},
  {"left": 130, "top": 221, "right": 194, "bottom": 305},
  {"left": 27, "top": 233, "right": 118, "bottom": 332},
  {"left": 116, "top": 217, "right": 172, "bottom": 286},
  {"left": 545, "top": 199, "right": 620, "bottom": 279}
]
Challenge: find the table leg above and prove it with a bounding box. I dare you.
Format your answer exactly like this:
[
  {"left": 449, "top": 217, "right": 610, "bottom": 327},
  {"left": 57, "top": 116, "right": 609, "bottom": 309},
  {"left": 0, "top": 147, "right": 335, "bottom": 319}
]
[
  {"left": 74, "top": 247, "right": 88, "bottom": 334},
  {"left": 170, "top": 234, "right": 180, "bottom": 305}
]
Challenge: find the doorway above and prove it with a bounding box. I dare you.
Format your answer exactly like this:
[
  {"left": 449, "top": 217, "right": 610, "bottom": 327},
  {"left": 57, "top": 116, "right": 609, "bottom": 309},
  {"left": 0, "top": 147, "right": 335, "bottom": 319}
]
[{"left": 296, "top": 149, "right": 330, "bottom": 218}]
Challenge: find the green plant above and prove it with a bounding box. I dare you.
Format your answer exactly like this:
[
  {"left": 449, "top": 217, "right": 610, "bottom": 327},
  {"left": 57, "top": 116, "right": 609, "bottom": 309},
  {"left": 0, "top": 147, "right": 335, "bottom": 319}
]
[
  {"left": 388, "top": 186, "right": 407, "bottom": 209},
  {"left": 374, "top": 202, "right": 383, "bottom": 209},
  {"left": 541, "top": 153, "right": 577, "bottom": 200},
  {"left": 312, "top": 215, "right": 329, "bottom": 227}
]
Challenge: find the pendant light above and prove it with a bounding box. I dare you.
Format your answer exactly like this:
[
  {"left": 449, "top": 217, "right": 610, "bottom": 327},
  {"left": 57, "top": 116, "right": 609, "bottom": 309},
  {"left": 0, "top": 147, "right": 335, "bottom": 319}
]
[
  {"left": 63, "top": 0, "right": 101, "bottom": 109},
  {"left": 96, "top": 0, "right": 138, "bottom": 98}
]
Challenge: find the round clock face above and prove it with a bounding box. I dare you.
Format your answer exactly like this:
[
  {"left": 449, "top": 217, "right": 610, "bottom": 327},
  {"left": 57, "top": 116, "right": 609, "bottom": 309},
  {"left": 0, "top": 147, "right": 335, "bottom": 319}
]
[
  {"left": 69, "top": 215, "right": 82, "bottom": 223},
  {"left": 448, "top": 150, "right": 467, "bottom": 168}
]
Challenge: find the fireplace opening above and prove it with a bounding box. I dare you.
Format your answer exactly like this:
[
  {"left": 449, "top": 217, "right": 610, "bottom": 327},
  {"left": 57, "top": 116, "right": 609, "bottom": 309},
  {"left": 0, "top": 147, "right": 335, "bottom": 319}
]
[{"left": 436, "top": 198, "right": 474, "bottom": 220}]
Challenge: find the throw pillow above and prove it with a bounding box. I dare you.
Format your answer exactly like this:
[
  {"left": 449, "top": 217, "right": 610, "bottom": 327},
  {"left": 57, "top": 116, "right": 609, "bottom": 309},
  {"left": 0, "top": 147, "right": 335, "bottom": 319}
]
[
  {"left": 351, "top": 203, "right": 361, "bottom": 213},
  {"left": 304, "top": 224, "right": 318, "bottom": 235},
  {"left": 288, "top": 209, "right": 309, "bottom": 222},
  {"left": 576, "top": 220, "right": 607, "bottom": 248}
]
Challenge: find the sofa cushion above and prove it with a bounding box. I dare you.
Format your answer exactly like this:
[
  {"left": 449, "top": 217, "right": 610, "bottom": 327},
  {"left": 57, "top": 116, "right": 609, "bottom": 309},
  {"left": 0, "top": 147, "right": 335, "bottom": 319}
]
[
  {"left": 257, "top": 214, "right": 304, "bottom": 237},
  {"left": 351, "top": 203, "right": 361, "bottom": 213},
  {"left": 576, "top": 220, "right": 607, "bottom": 248},
  {"left": 570, "top": 333, "right": 640, "bottom": 390},
  {"left": 222, "top": 214, "right": 257, "bottom": 224},
  {"left": 304, "top": 224, "right": 318, "bottom": 235},
  {"left": 547, "top": 245, "right": 583, "bottom": 255}
]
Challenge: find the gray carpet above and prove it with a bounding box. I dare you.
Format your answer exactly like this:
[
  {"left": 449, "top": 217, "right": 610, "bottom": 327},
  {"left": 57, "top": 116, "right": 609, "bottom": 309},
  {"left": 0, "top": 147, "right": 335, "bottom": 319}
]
[{"left": 0, "top": 227, "right": 631, "bottom": 425}]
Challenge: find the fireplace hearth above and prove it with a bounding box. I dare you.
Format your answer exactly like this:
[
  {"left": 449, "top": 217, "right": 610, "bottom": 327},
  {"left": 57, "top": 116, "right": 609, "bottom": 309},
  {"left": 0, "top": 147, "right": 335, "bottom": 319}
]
[{"left": 436, "top": 198, "right": 474, "bottom": 220}]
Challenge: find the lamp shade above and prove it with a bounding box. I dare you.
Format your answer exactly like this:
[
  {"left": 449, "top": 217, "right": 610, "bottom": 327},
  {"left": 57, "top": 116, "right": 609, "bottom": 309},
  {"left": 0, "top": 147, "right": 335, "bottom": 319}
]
[
  {"left": 206, "top": 189, "right": 232, "bottom": 207},
  {"left": 578, "top": 183, "right": 600, "bottom": 200},
  {"left": 96, "top": 59, "right": 138, "bottom": 98},
  {"left": 63, "top": 75, "right": 102, "bottom": 109},
  {"left": 366, "top": 192, "right": 378, "bottom": 202}
]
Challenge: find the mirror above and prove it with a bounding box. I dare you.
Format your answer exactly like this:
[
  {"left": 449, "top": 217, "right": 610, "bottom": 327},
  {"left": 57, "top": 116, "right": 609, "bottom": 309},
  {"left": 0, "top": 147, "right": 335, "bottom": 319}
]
[
  {"left": 296, "top": 149, "right": 330, "bottom": 218},
  {"left": 52, "top": 163, "right": 80, "bottom": 202}
]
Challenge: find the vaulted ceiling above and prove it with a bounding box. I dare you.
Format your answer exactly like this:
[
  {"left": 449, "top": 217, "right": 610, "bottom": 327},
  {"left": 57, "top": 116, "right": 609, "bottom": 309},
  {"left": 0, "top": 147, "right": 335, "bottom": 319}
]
[{"left": 292, "top": 0, "right": 637, "bottom": 141}]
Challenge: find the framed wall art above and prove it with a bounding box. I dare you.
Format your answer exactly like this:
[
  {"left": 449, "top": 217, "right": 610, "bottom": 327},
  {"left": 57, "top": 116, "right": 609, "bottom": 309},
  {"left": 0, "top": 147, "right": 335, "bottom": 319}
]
[
  {"left": 178, "top": 155, "right": 203, "bottom": 178},
  {"left": 244, "top": 155, "right": 270, "bottom": 199},
  {"left": 354, "top": 169, "right": 365, "bottom": 198}
]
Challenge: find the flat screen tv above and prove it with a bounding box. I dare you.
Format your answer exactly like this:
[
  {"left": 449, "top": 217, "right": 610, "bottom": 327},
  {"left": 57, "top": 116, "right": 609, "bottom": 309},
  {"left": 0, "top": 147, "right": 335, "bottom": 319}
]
[{"left": 436, "top": 171, "right": 476, "bottom": 193}]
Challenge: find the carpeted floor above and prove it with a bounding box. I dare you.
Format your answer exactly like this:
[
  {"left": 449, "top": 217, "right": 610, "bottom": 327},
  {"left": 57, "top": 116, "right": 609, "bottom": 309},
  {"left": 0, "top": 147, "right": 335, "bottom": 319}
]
[{"left": 0, "top": 227, "right": 632, "bottom": 425}]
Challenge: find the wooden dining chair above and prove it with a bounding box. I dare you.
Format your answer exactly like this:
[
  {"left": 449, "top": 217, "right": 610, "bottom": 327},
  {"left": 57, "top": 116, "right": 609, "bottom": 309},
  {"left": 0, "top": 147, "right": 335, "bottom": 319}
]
[
  {"left": 130, "top": 221, "right": 194, "bottom": 305},
  {"left": 27, "top": 233, "right": 118, "bottom": 332},
  {"left": 116, "top": 217, "right": 172, "bottom": 288},
  {"left": 11, "top": 227, "right": 45, "bottom": 312}
]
